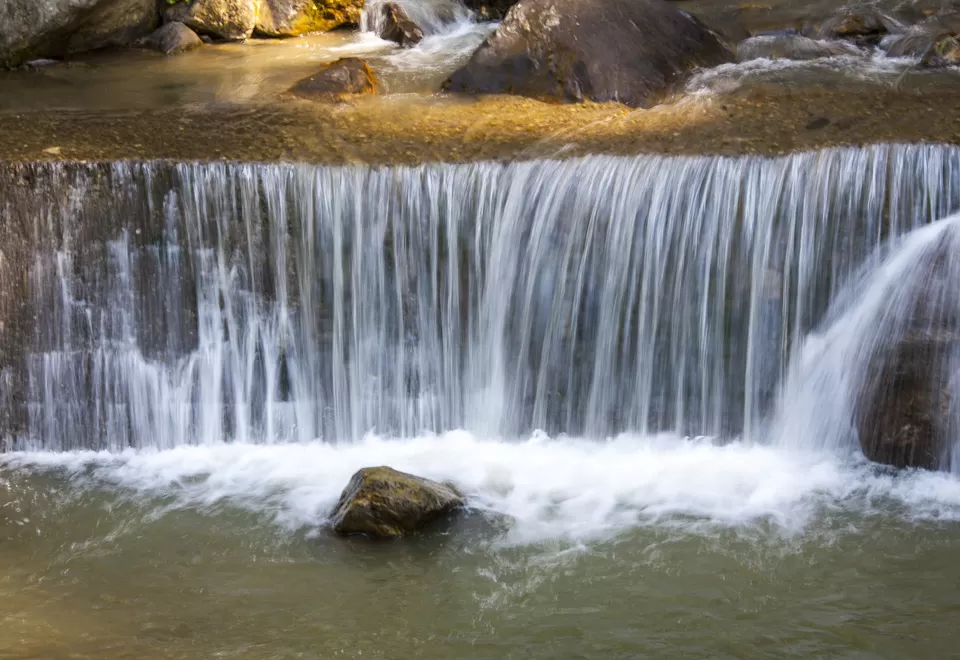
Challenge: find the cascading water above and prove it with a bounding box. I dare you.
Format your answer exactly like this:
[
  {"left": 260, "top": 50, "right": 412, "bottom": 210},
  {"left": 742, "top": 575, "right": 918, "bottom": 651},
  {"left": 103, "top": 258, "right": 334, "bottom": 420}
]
[{"left": 2, "top": 144, "right": 960, "bottom": 456}]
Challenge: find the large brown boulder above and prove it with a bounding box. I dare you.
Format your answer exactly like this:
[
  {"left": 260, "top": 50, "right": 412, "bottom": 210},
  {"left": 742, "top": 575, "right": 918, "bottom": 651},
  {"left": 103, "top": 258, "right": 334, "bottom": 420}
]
[
  {"left": 331, "top": 467, "right": 465, "bottom": 537},
  {"left": 0, "top": 0, "right": 157, "bottom": 68},
  {"left": 443, "top": 0, "right": 732, "bottom": 108},
  {"left": 164, "top": 0, "right": 260, "bottom": 41},
  {"left": 815, "top": 5, "right": 905, "bottom": 45},
  {"left": 255, "top": 0, "right": 363, "bottom": 37},
  {"left": 289, "top": 57, "right": 378, "bottom": 98}
]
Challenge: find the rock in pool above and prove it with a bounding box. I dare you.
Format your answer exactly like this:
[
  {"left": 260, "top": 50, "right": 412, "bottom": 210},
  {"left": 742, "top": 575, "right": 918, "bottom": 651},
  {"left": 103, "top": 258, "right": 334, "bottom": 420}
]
[
  {"left": 332, "top": 466, "right": 466, "bottom": 538},
  {"left": 140, "top": 22, "right": 203, "bottom": 55},
  {"left": 164, "top": 0, "right": 259, "bottom": 41},
  {"left": 444, "top": 0, "right": 732, "bottom": 108},
  {"left": 289, "top": 58, "right": 378, "bottom": 99}
]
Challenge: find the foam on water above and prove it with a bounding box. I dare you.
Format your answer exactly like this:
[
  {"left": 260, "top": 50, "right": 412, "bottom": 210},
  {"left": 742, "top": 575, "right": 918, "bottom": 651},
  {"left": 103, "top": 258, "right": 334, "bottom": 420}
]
[{"left": 5, "top": 434, "right": 960, "bottom": 545}]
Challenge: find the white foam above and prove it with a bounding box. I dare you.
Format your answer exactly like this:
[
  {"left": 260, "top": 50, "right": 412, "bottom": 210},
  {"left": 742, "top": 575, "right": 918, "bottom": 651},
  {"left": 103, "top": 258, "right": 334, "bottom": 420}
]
[{"left": 5, "top": 432, "right": 960, "bottom": 544}]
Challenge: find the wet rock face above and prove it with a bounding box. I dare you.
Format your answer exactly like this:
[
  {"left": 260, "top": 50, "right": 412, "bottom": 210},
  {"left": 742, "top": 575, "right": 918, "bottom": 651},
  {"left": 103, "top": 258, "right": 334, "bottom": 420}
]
[
  {"left": 332, "top": 466, "right": 465, "bottom": 537},
  {"left": 255, "top": 0, "right": 364, "bottom": 37},
  {"left": 462, "top": 0, "right": 517, "bottom": 21},
  {"left": 857, "top": 334, "right": 956, "bottom": 470},
  {"left": 815, "top": 6, "right": 905, "bottom": 45},
  {"left": 140, "top": 22, "right": 204, "bottom": 55},
  {"left": 444, "top": 0, "right": 731, "bottom": 107},
  {"left": 0, "top": 0, "right": 157, "bottom": 67},
  {"left": 378, "top": 3, "right": 424, "bottom": 46},
  {"left": 164, "top": 0, "right": 260, "bottom": 41},
  {"left": 737, "top": 34, "right": 863, "bottom": 61},
  {"left": 289, "top": 57, "right": 378, "bottom": 97}
]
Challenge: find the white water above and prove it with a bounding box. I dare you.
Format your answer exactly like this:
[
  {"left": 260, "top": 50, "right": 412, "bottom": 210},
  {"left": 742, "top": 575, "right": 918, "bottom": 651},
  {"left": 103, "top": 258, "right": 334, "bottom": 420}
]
[{"left": 6, "top": 432, "right": 960, "bottom": 545}]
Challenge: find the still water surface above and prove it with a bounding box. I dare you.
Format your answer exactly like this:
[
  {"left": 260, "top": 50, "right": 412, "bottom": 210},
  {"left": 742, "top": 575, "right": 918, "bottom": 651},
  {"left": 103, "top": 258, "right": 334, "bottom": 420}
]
[{"left": 2, "top": 433, "right": 959, "bottom": 659}]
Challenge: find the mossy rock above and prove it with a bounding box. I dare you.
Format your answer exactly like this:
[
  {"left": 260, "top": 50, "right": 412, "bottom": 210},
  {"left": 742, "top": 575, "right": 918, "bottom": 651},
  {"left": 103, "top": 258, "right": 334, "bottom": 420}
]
[
  {"left": 331, "top": 466, "right": 465, "bottom": 538},
  {"left": 255, "top": 0, "right": 364, "bottom": 37}
]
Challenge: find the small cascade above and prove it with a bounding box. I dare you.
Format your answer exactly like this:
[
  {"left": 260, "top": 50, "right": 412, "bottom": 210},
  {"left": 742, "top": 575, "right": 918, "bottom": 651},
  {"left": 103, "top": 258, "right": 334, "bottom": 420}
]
[
  {"left": 773, "top": 214, "right": 960, "bottom": 470},
  {"left": 361, "top": 0, "right": 473, "bottom": 38},
  {"left": 0, "top": 145, "right": 959, "bottom": 452}
]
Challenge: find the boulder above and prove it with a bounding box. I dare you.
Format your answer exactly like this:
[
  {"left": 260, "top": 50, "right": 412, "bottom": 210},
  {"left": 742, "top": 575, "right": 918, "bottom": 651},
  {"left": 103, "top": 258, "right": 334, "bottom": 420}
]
[
  {"left": 0, "top": 0, "right": 157, "bottom": 68},
  {"left": 856, "top": 332, "right": 956, "bottom": 470},
  {"left": 139, "top": 22, "right": 204, "bottom": 55},
  {"left": 255, "top": 0, "right": 363, "bottom": 37},
  {"left": 444, "top": 0, "right": 732, "bottom": 108},
  {"left": 462, "top": 0, "right": 517, "bottom": 21},
  {"left": 737, "top": 34, "right": 863, "bottom": 61},
  {"left": 164, "top": 0, "right": 260, "bottom": 41},
  {"left": 377, "top": 2, "right": 424, "bottom": 46},
  {"left": 289, "top": 57, "right": 378, "bottom": 98},
  {"left": 815, "top": 6, "right": 905, "bottom": 46},
  {"left": 331, "top": 466, "right": 465, "bottom": 537}
]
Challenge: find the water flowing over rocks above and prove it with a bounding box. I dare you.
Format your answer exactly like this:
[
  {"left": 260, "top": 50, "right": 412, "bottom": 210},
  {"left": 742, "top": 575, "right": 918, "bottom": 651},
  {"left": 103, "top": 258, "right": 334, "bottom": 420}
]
[
  {"left": 164, "top": 0, "right": 261, "bottom": 41},
  {"left": 139, "top": 22, "right": 204, "bottom": 55},
  {"left": 377, "top": 3, "right": 424, "bottom": 46},
  {"left": 0, "top": 0, "right": 157, "bottom": 67},
  {"left": 737, "top": 34, "right": 863, "bottom": 61},
  {"left": 255, "top": 0, "right": 364, "bottom": 37},
  {"left": 289, "top": 57, "right": 378, "bottom": 97},
  {"left": 444, "top": 0, "right": 732, "bottom": 107},
  {"left": 331, "top": 467, "right": 465, "bottom": 537}
]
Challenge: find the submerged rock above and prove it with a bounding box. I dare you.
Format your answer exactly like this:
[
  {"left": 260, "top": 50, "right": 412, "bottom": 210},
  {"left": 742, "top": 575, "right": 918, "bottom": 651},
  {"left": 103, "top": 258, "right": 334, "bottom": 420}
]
[
  {"left": 737, "top": 34, "right": 863, "bottom": 62},
  {"left": 444, "top": 0, "right": 731, "bottom": 107},
  {"left": 140, "top": 22, "right": 204, "bottom": 55},
  {"left": 0, "top": 0, "right": 157, "bottom": 68},
  {"left": 331, "top": 467, "right": 465, "bottom": 537},
  {"left": 255, "top": 0, "right": 363, "bottom": 37},
  {"left": 378, "top": 3, "right": 424, "bottom": 47},
  {"left": 164, "top": 0, "right": 259, "bottom": 41},
  {"left": 289, "top": 57, "right": 378, "bottom": 98}
]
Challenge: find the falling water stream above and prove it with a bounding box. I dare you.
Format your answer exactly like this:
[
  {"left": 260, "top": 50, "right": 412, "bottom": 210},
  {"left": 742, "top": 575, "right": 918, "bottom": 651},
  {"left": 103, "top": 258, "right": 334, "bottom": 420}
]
[{"left": 2, "top": 144, "right": 960, "bottom": 659}]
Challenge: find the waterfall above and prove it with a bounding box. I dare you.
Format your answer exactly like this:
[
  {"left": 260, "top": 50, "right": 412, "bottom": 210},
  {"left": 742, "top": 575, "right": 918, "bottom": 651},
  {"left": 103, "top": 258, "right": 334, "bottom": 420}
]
[
  {"left": 361, "top": 0, "right": 473, "bottom": 37},
  {"left": 1, "top": 145, "right": 958, "bottom": 452}
]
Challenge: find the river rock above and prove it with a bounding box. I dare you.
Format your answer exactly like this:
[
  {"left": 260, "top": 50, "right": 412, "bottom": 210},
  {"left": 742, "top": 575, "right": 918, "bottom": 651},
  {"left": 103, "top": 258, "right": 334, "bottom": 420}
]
[
  {"left": 140, "top": 22, "right": 204, "bottom": 55},
  {"left": 0, "top": 0, "right": 157, "bottom": 68},
  {"left": 737, "top": 34, "right": 863, "bottom": 61},
  {"left": 164, "top": 0, "right": 260, "bottom": 41},
  {"left": 255, "top": 0, "right": 363, "bottom": 36},
  {"left": 331, "top": 466, "right": 465, "bottom": 537},
  {"left": 378, "top": 3, "right": 424, "bottom": 46},
  {"left": 462, "top": 0, "right": 517, "bottom": 20},
  {"left": 856, "top": 332, "right": 956, "bottom": 470},
  {"left": 289, "top": 57, "right": 378, "bottom": 98},
  {"left": 444, "top": 0, "right": 732, "bottom": 107},
  {"left": 815, "top": 6, "right": 905, "bottom": 46}
]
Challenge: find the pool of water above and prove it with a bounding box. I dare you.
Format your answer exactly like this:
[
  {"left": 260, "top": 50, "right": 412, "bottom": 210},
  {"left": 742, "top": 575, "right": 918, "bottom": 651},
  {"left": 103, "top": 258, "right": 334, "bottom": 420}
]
[{"left": 2, "top": 433, "right": 959, "bottom": 659}]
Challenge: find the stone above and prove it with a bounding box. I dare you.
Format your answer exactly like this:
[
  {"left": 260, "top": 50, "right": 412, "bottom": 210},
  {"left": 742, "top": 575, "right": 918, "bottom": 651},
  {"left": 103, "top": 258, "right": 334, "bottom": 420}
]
[
  {"left": 0, "top": 0, "right": 157, "bottom": 68},
  {"left": 462, "top": 0, "right": 517, "bottom": 21},
  {"left": 444, "top": 0, "right": 732, "bottom": 108},
  {"left": 923, "top": 34, "right": 960, "bottom": 65},
  {"left": 331, "top": 466, "right": 465, "bottom": 537},
  {"left": 139, "top": 22, "right": 204, "bottom": 55},
  {"left": 815, "top": 6, "right": 905, "bottom": 46},
  {"left": 289, "top": 57, "right": 378, "bottom": 98},
  {"left": 737, "top": 34, "right": 864, "bottom": 62},
  {"left": 857, "top": 333, "right": 956, "bottom": 470},
  {"left": 255, "top": 0, "right": 363, "bottom": 37},
  {"left": 164, "top": 0, "right": 260, "bottom": 42},
  {"left": 377, "top": 2, "right": 424, "bottom": 47}
]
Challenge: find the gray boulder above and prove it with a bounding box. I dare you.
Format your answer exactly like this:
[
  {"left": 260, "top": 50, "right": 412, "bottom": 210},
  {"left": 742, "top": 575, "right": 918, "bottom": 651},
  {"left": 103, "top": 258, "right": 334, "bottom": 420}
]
[
  {"left": 815, "top": 5, "right": 905, "bottom": 45},
  {"left": 164, "top": 0, "right": 259, "bottom": 41},
  {"left": 0, "top": 0, "right": 157, "bottom": 68},
  {"left": 331, "top": 466, "right": 465, "bottom": 537},
  {"left": 140, "top": 22, "right": 204, "bottom": 55},
  {"left": 444, "top": 0, "right": 732, "bottom": 107},
  {"left": 737, "top": 34, "right": 864, "bottom": 61}
]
